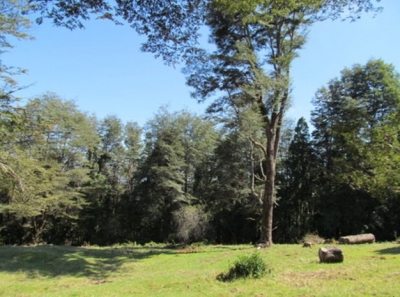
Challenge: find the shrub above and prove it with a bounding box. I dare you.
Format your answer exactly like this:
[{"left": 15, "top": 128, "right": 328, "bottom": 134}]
[
  {"left": 217, "top": 252, "right": 270, "bottom": 282},
  {"left": 172, "top": 206, "right": 209, "bottom": 243}
]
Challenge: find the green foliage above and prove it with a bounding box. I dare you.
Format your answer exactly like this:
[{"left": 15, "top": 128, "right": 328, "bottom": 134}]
[
  {"left": 0, "top": 0, "right": 31, "bottom": 46},
  {"left": 1, "top": 58, "right": 399, "bottom": 244},
  {"left": 0, "top": 1, "right": 32, "bottom": 160},
  {"left": 0, "top": 94, "right": 98, "bottom": 244},
  {"left": 0, "top": 0, "right": 32, "bottom": 90},
  {"left": 30, "top": 0, "right": 205, "bottom": 64},
  {"left": 28, "top": 0, "right": 381, "bottom": 65},
  {"left": 312, "top": 59, "right": 400, "bottom": 191},
  {"left": 185, "top": 0, "right": 381, "bottom": 246},
  {"left": 217, "top": 251, "right": 269, "bottom": 282},
  {"left": 132, "top": 107, "right": 219, "bottom": 242},
  {"left": 275, "top": 118, "right": 316, "bottom": 243},
  {"left": 0, "top": 0, "right": 395, "bottom": 247},
  {"left": 11, "top": 0, "right": 384, "bottom": 247},
  {"left": 310, "top": 59, "right": 400, "bottom": 239}
]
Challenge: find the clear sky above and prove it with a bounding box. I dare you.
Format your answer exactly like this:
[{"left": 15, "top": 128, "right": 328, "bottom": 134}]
[{"left": 3, "top": 1, "right": 400, "bottom": 127}]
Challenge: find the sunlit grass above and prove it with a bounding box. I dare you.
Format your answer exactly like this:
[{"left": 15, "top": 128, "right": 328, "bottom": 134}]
[{"left": 0, "top": 242, "right": 398, "bottom": 296}]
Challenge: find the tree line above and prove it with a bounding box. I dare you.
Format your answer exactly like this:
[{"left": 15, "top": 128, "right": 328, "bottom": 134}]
[
  {"left": 1, "top": 59, "right": 399, "bottom": 245},
  {"left": 1, "top": 0, "right": 392, "bottom": 245}
]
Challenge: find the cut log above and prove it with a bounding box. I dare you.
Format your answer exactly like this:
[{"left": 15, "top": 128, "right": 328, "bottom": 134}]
[
  {"left": 338, "top": 233, "right": 375, "bottom": 244},
  {"left": 318, "top": 247, "right": 343, "bottom": 263}
]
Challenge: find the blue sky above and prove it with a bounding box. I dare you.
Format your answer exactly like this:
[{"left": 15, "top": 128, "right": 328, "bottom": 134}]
[{"left": 4, "top": 1, "right": 400, "bottom": 127}]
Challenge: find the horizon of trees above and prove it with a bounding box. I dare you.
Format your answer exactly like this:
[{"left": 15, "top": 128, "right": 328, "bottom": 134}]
[
  {"left": 0, "top": 58, "right": 399, "bottom": 246},
  {"left": 1, "top": 0, "right": 399, "bottom": 246}
]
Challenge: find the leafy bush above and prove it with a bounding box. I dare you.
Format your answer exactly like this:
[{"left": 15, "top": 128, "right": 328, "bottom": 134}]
[
  {"left": 172, "top": 206, "right": 209, "bottom": 243},
  {"left": 217, "top": 252, "right": 270, "bottom": 282}
]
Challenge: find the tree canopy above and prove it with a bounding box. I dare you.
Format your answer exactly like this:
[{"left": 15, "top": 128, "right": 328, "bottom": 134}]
[
  {"left": 1, "top": 0, "right": 395, "bottom": 246},
  {"left": 1, "top": 58, "right": 400, "bottom": 245},
  {"left": 183, "top": 0, "right": 381, "bottom": 245},
  {"left": 312, "top": 59, "right": 400, "bottom": 197},
  {"left": 27, "top": 0, "right": 381, "bottom": 64}
]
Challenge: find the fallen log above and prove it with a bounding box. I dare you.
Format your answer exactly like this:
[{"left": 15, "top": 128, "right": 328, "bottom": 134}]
[
  {"left": 338, "top": 233, "right": 375, "bottom": 244},
  {"left": 318, "top": 247, "right": 344, "bottom": 263}
]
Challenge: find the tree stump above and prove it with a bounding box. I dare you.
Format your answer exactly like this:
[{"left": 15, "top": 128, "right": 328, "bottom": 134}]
[
  {"left": 318, "top": 247, "right": 343, "bottom": 263},
  {"left": 338, "top": 233, "right": 375, "bottom": 244}
]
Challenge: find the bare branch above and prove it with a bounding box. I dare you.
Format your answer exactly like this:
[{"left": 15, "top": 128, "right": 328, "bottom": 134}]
[{"left": 249, "top": 136, "right": 266, "bottom": 156}]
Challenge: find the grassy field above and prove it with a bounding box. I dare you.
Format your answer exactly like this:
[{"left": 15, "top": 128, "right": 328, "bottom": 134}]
[{"left": 0, "top": 242, "right": 399, "bottom": 296}]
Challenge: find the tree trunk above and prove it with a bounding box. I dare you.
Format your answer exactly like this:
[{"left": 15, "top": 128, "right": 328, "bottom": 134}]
[
  {"left": 260, "top": 184, "right": 274, "bottom": 246},
  {"left": 339, "top": 233, "right": 375, "bottom": 244},
  {"left": 260, "top": 131, "right": 277, "bottom": 246}
]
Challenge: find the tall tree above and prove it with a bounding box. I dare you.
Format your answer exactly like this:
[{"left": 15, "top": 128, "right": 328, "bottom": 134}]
[
  {"left": 27, "top": 0, "right": 381, "bottom": 245},
  {"left": 123, "top": 121, "right": 142, "bottom": 194},
  {"left": 81, "top": 115, "right": 140, "bottom": 245},
  {"left": 204, "top": 127, "right": 263, "bottom": 243},
  {"left": 184, "top": 0, "right": 380, "bottom": 245},
  {"left": 133, "top": 108, "right": 218, "bottom": 242},
  {"left": 275, "top": 117, "right": 315, "bottom": 242},
  {"left": 311, "top": 59, "right": 400, "bottom": 239},
  {"left": 312, "top": 59, "right": 400, "bottom": 195},
  {"left": 0, "top": 93, "right": 98, "bottom": 244},
  {"left": 0, "top": 0, "right": 32, "bottom": 186}
]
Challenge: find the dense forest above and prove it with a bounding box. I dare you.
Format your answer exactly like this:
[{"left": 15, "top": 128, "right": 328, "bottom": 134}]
[
  {"left": 2, "top": 0, "right": 399, "bottom": 246},
  {"left": 1, "top": 59, "right": 399, "bottom": 246}
]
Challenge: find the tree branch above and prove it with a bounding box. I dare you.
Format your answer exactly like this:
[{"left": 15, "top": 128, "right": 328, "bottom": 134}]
[{"left": 0, "top": 162, "right": 24, "bottom": 192}]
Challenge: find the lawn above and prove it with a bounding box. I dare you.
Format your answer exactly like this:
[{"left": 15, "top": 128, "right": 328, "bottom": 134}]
[{"left": 0, "top": 242, "right": 399, "bottom": 296}]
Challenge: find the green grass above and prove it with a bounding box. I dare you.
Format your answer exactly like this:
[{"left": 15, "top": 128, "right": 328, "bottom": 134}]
[{"left": 0, "top": 242, "right": 399, "bottom": 296}]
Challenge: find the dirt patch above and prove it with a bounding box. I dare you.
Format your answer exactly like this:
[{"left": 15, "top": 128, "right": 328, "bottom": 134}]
[{"left": 90, "top": 279, "right": 113, "bottom": 285}]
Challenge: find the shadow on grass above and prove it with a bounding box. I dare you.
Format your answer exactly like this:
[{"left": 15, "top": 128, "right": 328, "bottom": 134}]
[
  {"left": 0, "top": 245, "right": 175, "bottom": 280},
  {"left": 375, "top": 246, "right": 400, "bottom": 255}
]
